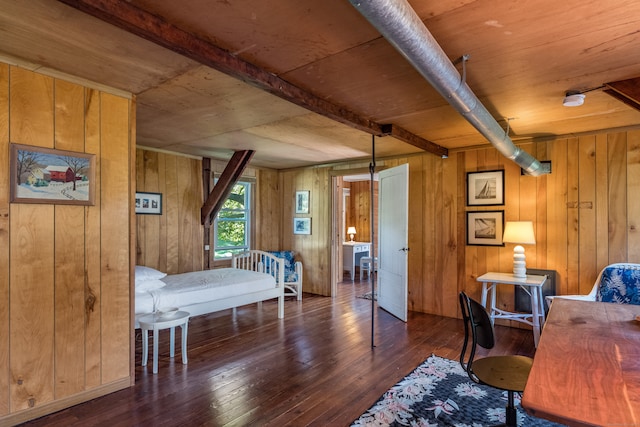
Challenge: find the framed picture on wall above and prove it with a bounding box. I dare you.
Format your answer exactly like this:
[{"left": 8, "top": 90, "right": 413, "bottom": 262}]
[
  {"left": 295, "top": 190, "right": 310, "bottom": 214},
  {"left": 135, "top": 192, "right": 163, "bottom": 215},
  {"left": 293, "top": 217, "right": 311, "bottom": 235},
  {"left": 10, "top": 143, "right": 96, "bottom": 205},
  {"left": 466, "top": 210, "right": 504, "bottom": 246},
  {"left": 467, "top": 169, "right": 504, "bottom": 206}
]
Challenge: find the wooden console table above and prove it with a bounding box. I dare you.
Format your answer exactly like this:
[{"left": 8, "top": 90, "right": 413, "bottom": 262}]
[{"left": 522, "top": 299, "right": 640, "bottom": 426}]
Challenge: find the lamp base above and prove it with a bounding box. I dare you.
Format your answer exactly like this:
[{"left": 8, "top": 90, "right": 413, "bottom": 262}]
[{"left": 512, "top": 246, "right": 527, "bottom": 278}]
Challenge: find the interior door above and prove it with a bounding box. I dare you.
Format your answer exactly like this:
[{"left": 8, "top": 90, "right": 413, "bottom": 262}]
[{"left": 377, "top": 163, "right": 409, "bottom": 321}]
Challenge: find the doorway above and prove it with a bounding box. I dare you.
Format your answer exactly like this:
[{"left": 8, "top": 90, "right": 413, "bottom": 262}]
[{"left": 331, "top": 173, "right": 379, "bottom": 296}]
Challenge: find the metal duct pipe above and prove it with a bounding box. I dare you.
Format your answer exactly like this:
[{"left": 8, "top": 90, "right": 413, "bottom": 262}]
[{"left": 349, "top": 0, "right": 548, "bottom": 176}]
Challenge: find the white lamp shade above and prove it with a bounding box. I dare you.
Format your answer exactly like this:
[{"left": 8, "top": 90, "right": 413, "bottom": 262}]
[
  {"left": 347, "top": 227, "right": 357, "bottom": 235},
  {"left": 503, "top": 221, "right": 536, "bottom": 245}
]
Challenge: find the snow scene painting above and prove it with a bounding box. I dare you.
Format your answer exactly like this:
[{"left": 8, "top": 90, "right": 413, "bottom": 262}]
[{"left": 10, "top": 144, "right": 95, "bottom": 205}]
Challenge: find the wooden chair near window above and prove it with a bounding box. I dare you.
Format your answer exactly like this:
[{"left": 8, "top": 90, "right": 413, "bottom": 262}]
[{"left": 459, "top": 292, "right": 533, "bottom": 427}]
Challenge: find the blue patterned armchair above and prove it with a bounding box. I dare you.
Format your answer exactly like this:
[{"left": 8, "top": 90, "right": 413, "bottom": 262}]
[
  {"left": 547, "top": 263, "right": 640, "bottom": 306},
  {"left": 267, "top": 251, "right": 303, "bottom": 300}
]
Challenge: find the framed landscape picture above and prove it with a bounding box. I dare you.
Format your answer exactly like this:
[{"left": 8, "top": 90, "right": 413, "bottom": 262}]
[
  {"left": 135, "top": 192, "right": 163, "bottom": 215},
  {"left": 467, "top": 170, "right": 504, "bottom": 206},
  {"left": 466, "top": 211, "right": 504, "bottom": 246},
  {"left": 10, "top": 143, "right": 95, "bottom": 205}
]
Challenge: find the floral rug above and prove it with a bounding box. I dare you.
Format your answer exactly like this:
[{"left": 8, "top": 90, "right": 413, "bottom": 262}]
[
  {"left": 352, "top": 355, "right": 565, "bottom": 427},
  {"left": 357, "top": 291, "right": 377, "bottom": 300}
]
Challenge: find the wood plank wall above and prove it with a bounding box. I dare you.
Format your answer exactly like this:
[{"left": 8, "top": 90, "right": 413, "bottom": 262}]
[
  {"left": 254, "top": 168, "right": 281, "bottom": 252},
  {"left": 284, "top": 130, "right": 640, "bottom": 316},
  {"left": 345, "top": 180, "right": 379, "bottom": 254},
  {"left": 135, "top": 149, "right": 203, "bottom": 274},
  {"left": 135, "top": 129, "right": 640, "bottom": 318},
  {"left": 0, "top": 64, "right": 133, "bottom": 424},
  {"left": 135, "top": 152, "right": 283, "bottom": 273},
  {"left": 279, "top": 168, "right": 332, "bottom": 296}
]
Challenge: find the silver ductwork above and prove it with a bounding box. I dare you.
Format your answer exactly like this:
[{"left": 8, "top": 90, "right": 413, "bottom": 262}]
[{"left": 349, "top": 0, "right": 548, "bottom": 176}]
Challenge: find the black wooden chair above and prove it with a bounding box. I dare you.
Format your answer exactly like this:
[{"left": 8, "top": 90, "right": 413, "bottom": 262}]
[{"left": 459, "top": 292, "right": 533, "bottom": 427}]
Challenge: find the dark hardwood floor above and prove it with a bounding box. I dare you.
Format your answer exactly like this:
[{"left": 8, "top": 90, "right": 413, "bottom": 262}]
[{"left": 22, "top": 276, "right": 536, "bottom": 427}]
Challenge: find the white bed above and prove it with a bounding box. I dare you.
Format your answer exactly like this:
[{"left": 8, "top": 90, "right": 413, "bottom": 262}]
[{"left": 135, "top": 250, "right": 285, "bottom": 326}]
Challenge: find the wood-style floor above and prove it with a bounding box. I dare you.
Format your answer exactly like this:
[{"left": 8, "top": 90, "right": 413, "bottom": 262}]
[{"left": 22, "top": 276, "right": 536, "bottom": 427}]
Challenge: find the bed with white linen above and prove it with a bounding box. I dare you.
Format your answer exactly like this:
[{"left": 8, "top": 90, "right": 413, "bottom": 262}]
[{"left": 134, "top": 250, "right": 285, "bottom": 326}]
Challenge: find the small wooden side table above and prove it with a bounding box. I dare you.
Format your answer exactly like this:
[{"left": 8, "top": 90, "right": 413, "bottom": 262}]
[{"left": 138, "top": 311, "right": 190, "bottom": 374}]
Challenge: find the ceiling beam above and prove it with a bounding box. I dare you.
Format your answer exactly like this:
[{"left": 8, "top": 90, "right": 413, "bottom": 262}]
[
  {"left": 57, "top": 0, "right": 447, "bottom": 157},
  {"left": 201, "top": 150, "right": 255, "bottom": 226},
  {"left": 382, "top": 124, "right": 448, "bottom": 158},
  {"left": 604, "top": 77, "right": 640, "bottom": 112}
]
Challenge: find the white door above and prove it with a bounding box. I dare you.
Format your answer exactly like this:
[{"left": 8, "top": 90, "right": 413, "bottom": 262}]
[{"left": 377, "top": 163, "right": 409, "bottom": 321}]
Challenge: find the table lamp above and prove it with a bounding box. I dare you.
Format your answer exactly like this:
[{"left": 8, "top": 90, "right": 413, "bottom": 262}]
[
  {"left": 502, "top": 221, "right": 536, "bottom": 278},
  {"left": 347, "top": 226, "right": 356, "bottom": 242}
]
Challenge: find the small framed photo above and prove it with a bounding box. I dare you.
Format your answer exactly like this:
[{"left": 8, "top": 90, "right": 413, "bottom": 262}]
[
  {"left": 10, "top": 143, "right": 95, "bottom": 205},
  {"left": 467, "top": 170, "right": 504, "bottom": 206},
  {"left": 135, "top": 192, "right": 162, "bottom": 215},
  {"left": 293, "top": 217, "right": 311, "bottom": 235},
  {"left": 295, "top": 190, "right": 310, "bottom": 214},
  {"left": 467, "top": 211, "right": 504, "bottom": 246}
]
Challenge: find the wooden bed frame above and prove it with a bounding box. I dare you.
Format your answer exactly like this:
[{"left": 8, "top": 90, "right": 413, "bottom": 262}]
[{"left": 176, "top": 250, "right": 286, "bottom": 319}]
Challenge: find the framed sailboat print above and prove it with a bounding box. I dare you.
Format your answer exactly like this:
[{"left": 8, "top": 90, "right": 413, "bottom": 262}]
[
  {"left": 466, "top": 170, "right": 504, "bottom": 206},
  {"left": 466, "top": 210, "right": 504, "bottom": 246}
]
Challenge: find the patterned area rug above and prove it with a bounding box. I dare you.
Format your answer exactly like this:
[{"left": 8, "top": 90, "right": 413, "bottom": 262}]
[
  {"left": 352, "top": 355, "right": 565, "bottom": 427},
  {"left": 357, "top": 291, "right": 377, "bottom": 300}
]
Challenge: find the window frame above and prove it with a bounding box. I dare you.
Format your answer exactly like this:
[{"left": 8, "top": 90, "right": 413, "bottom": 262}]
[{"left": 212, "top": 179, "right": 252, "bottom": 260}]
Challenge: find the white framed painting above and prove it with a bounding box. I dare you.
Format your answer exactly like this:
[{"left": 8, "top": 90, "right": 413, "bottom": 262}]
[
  {"left": 293, "top": 217, "right": 311, "bottom": 235},
  {"left": 295, "top": 190, "right": 310, "bottom": 214}
]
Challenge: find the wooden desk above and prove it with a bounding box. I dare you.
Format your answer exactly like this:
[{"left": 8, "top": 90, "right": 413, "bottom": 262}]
[
  {"left": 343, "top": 242, "right": 370, "bottom": 281},
  {"left": 477, "top": 272, "right": 547, "bottom": 347},
  {"left": 522, "top": 299, "right": 640, "bottom": 426}
]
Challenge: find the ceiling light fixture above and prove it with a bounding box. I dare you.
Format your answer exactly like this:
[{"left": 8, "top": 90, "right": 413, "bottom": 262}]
[
  {"left": 563, "top": 91, "right": 586, "bottom": 107},
  {"left": 562, "top": 85, "right": 605, "bottom": 107}
]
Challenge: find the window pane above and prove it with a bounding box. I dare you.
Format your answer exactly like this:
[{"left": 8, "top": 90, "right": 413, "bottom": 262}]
[
  {"left": 214, "top": 181, "right": 251, "bottom": 259},
  {"left": 215, "top": 221, "right": 246, "bottom": 246},
  {"left": 222, "top": 185, "right": 246, "bottom": 209}
]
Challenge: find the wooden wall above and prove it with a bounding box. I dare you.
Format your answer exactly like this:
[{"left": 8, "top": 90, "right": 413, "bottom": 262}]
[
  {"left": 279, "top": 168, "right": 332, "bottom": 296},
  {"left": 135, "top": 149, "right": 203, "bottom": 274},
  {"left": 345, "top": 180, "right": 379, "bottom": 254},
  {"left": 278, "top": 129, "right": 640, "bottom": 318},
  {"left": 135, "top": 151, "right": 282, "bottom": 272},
  {"left": 254, "top": 168, "right": 281, "bottom": 252},
  {"left": 0, "top": 64, "right": 133, "bottom": 424},
  {"left": 134, "top": 129, "right": 640, "bottom": 319}
]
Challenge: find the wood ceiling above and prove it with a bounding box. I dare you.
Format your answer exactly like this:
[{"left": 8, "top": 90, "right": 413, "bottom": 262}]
[{"left": 1, "top": 0, "right": 639, "bottom": 169}]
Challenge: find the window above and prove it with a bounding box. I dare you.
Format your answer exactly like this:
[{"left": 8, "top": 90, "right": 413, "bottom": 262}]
[{"left": 213, "top": 181, "right": 251, "bottom": 259}]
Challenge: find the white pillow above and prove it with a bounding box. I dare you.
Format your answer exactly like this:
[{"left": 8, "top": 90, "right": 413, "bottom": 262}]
[
  {"left": 135, "top": 278, "right": 167, "bottom": 292},
  {"left": 135, "top": 265, "right": 167, "bottom": 282}
]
